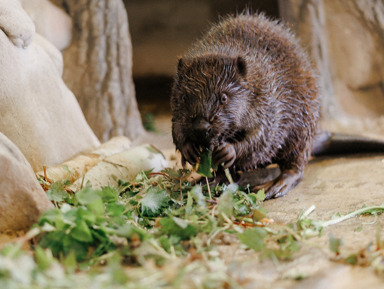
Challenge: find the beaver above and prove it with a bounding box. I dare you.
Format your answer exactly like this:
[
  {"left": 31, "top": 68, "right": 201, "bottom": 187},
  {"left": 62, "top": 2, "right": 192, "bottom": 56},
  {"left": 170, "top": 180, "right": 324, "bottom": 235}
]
[{"left": 170, "top": 13, "right": 384, "bottom": 199}]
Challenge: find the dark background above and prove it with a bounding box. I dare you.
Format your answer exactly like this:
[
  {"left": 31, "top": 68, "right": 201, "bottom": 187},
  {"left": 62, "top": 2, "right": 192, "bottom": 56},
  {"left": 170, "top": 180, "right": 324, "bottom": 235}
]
[{"left": 123, "top": 0, "right": 279, "bottom": 116}]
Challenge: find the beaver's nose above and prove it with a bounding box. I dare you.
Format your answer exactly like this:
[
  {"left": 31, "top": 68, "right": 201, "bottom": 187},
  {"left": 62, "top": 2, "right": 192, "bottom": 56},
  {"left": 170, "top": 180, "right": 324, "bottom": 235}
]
[{"left": 193, "top": 117, "right": 211, "bottom": 138}]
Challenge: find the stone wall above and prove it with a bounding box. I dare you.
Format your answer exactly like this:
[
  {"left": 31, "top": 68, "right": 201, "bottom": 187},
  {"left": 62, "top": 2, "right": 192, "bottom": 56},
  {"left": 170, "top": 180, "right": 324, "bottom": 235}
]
[
  {"left": 52, "top": 0, "right": 144, "bottom": 142},
  {"left": 279, "top": 0, "right": 384, "bottom": 120}
]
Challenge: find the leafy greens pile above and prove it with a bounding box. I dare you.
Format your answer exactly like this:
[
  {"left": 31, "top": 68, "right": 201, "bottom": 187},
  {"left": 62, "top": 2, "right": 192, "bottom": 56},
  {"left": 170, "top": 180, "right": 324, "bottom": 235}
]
[
  {"left": 1, "top": 156, "right": 384, "bottom": 288},
  {"left": 36, "top": 169, "right": 271, "bottom": 264}
]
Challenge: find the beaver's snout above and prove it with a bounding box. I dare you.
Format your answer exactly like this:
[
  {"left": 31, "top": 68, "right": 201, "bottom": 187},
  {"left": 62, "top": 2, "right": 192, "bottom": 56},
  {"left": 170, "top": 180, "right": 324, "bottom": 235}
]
[{"left": 192, "top": 117, "right": 212, "bottom": 145}]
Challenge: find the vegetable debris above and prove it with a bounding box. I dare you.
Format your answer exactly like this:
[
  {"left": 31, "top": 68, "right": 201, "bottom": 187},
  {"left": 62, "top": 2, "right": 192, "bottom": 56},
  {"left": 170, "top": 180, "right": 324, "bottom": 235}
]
[{"left": 1, "top": 166, "right": 384, "bottom": 288}]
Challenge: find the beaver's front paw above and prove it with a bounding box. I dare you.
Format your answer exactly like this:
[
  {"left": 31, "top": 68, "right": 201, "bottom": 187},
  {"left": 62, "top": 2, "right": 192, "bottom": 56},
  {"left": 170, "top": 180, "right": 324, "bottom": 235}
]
[
  {"left": 180, "top": 142, "right": 200, "bottom": 166},
  {"left": 213, "top": 143, "right": 236, "bottom": 169}
]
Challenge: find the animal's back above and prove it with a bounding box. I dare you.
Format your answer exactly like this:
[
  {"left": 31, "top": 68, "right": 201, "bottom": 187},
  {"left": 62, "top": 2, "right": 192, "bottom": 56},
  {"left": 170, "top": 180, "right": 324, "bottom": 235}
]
[
  {"left": 187, "top": 14, "right": 311, "bottom": 72},
  {"left": 171, "top": 13, "right": 321, "bottom": 199},
  {"left": 191, "top": 14, "right": 320, "bottom": 166}
]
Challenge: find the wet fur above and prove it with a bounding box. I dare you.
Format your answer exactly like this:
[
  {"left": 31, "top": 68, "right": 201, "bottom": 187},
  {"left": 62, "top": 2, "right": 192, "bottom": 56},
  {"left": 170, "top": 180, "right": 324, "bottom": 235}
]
[{"left": 171, "top": 13, "right": 320, "bottom": 199}]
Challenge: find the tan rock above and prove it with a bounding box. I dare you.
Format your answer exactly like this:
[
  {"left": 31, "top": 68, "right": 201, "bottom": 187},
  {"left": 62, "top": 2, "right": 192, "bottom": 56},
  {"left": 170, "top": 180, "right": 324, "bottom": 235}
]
[
  {"left": 69, "top": 144, "right": 168, "bottom": 191},
  {"left": 20, "top": 0, "right": 73, "bottom": 51},
  {"left": 0, "top": 133, "right": 53, "bottom": 232},
  {"left": 0, "top": 0, "right": 35, "bottom": 48},
  {"left": 36, "top": 136, "right": 132, "bottom": 183},
  {"left": 0, "top": 0, "right": 100, "bottom": 172},
  {"left": 279, "top": 0, "right": 384, "bottom": 119}
]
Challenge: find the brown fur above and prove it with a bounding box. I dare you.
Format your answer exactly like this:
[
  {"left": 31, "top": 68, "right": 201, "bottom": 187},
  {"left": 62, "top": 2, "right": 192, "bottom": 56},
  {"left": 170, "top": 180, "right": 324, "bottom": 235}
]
[{"left": 171, "top": 13, "right": 320, "bottom": 199}]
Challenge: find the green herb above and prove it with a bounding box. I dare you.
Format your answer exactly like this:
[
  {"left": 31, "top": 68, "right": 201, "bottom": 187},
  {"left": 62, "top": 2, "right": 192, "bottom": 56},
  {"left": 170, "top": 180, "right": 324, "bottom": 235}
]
[
  {"left": 196, "top": 149, "right": 214, "bottom": 177},
  {"left": 140, "top": 187, "right": 170, "bottom": 216},
  {"left": 197, "top": 149, "right": 234, "bottom": 184},
  {"left": 1, "top": 167, "right": 384, "bottom": 288},
  {"left": 142, "top": 113, "right": 157, "bottom": 132},
  {"left": 329, "top": 235, "right": 343, "bottom": 255},
  {"left": 238, "top": 227, "right": 267, "bottom": 251}
]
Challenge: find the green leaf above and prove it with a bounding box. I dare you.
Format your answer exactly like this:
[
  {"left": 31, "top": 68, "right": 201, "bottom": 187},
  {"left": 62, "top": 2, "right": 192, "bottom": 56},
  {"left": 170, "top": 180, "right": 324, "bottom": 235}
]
[
  {"left": 186, "top": 191, "right": 194, "bottom": 214},
  {"left": 76, "top": 187, "right": 101, "bottom": 205},
  {"left": 252, "top": 209, "right": 266, "bottom": 222},
  {"left": 86, "top": 198, "right": 105, "bottom": 217},
  {"left": 234, "top": 203, "right": 249, "bottom": 215},
  {"left": 329, "top": 235, "right": 343, "bottom": 254},
  {"left": 0, "top": 244, "right": 22, "bottom": 258},
  {"left": 63, "top": 250, "right": 77, "bottom": 272},
  {"left": 106, "top": 203, "right": 125, "bottom": 217},
  {"left": 99, "top": 187, "right": 119, "bottom": 203},
  {"left": 345, "top": 254, "right": 358, "bottom": 265},
  {"left": 159, "top": 217, "right": 198, "bottom": 240},
  {"left": 172, "top": 217, "right": 190, "bottom": 229},
  {"left": 62, "top": 165, "right": 72, "bottom": 174},
  {"left": 276, "top": 234, "right": 300, "bottom": 259},
  {"left": 255, "top": 189, "right": 265, "bottom": 201},
  {"left": 217, "top": 184, "right": 237, "bottom": 222},
  {"left": 238, "top": 227, "right": 267, "bottom": 251},
  {"left": 38, "top": 208, "right": 62, "bottom": 226},
  {"left": 197, "top": 149, "right": 213, "bottom": 177},
  {"left": 110, "top": 223, "right": 150, "bottom": 242},
  {"left": 34, "top": 246, "right": 53, "bottom": 270},
  {"left": 224, "top": 183, "right": 238, "bottom": 194},
  {"left": 190, "top": 185, "right": 206, "bottom": 208},
  {"left": 158, "top": 235, "right": 172, "bottom": 252},
  {"left": 70, "top": 219, "right": 93, "bottom": 243},
  {"left": 76, "top": 207, "right": 97, "bottom": 225},
  {"left": 46, "top": 182, "right": 68, "bottom": 202},
  {"left": 64, "top": 240, "right": 90, "bottom": 262},
  {"left": 140, "top": 188, "right": 170, "bottom": 217}
]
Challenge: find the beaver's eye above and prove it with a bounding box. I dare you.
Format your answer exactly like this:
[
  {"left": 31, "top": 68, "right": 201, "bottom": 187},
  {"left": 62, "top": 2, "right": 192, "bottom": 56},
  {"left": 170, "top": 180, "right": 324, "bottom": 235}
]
[{"left": 220, "top": 93, "right": 228, "bottom": 104}]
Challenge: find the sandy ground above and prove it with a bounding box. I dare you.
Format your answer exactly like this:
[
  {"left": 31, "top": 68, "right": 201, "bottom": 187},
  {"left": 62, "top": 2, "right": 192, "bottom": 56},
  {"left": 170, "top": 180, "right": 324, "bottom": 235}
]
[{"left": 137, "top": 99, "right": 384, "bottom": 289}]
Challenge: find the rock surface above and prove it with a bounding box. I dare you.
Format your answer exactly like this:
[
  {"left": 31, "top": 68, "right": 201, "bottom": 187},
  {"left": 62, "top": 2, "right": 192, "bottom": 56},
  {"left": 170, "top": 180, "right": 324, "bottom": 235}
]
[
  {"left": 57, "top": 0, "right": 144, "bottom": 141},
  {"left": 36, "top": 136, "right": 132, "bottom": 184},
  {"left": 0, "top": 0, "right": 100, "bottom": 172},
  {"left": 69, "top": 144, "right": 169, "bottom": 191},
  {"left": 279, "top": 0, "right": 384, "bottom": 119},
  {"left": 0, "top": 133, "right": 53, "bottom": 232},
  {"left": 0, "top": 0, "right": 35, "bottom": 48},
  {"left": 20, "top": 0, "right": 73, "bottom": 51}
]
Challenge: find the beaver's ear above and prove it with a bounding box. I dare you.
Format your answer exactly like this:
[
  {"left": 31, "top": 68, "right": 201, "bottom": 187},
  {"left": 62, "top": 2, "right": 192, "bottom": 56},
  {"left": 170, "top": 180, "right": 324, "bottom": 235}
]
[
  {"left": 177, "top": 57, "right": 186, "bottom": 72},
  {"left": 176, "top": 58, "right": 186, "bottom": 81},
  {"left": 236, "top": 57, "right": 247, "bottom": 77},
  {"left": 176, "top": 57, "right": 189, "bottom": 81}
]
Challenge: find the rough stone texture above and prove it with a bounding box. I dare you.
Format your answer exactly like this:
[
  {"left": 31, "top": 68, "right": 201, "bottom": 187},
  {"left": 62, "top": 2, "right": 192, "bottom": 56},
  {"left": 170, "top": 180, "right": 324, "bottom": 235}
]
[
  {"left": 0, "top": 0, "right": 35, "bottom": 48},
  {"left": 0, "top": 0, "right": 100, "bottom": 171},
  {"left": 56, "top": 0, "right": 144, "bottom": 142},
  {"left": 279, "top": 0, "right": 384, "bottom": 120},
  {"left": 0, "top": 133, "right": 53, "bottom": 232},
  {"left": 20, "top": 0, "right": 73, "bottom": 51},
  {"left": 69, "top": 144, "right": 169, "bottom": 191},
  {"left": 36, "top": 136, "right": 132, "bottom": 183}
]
